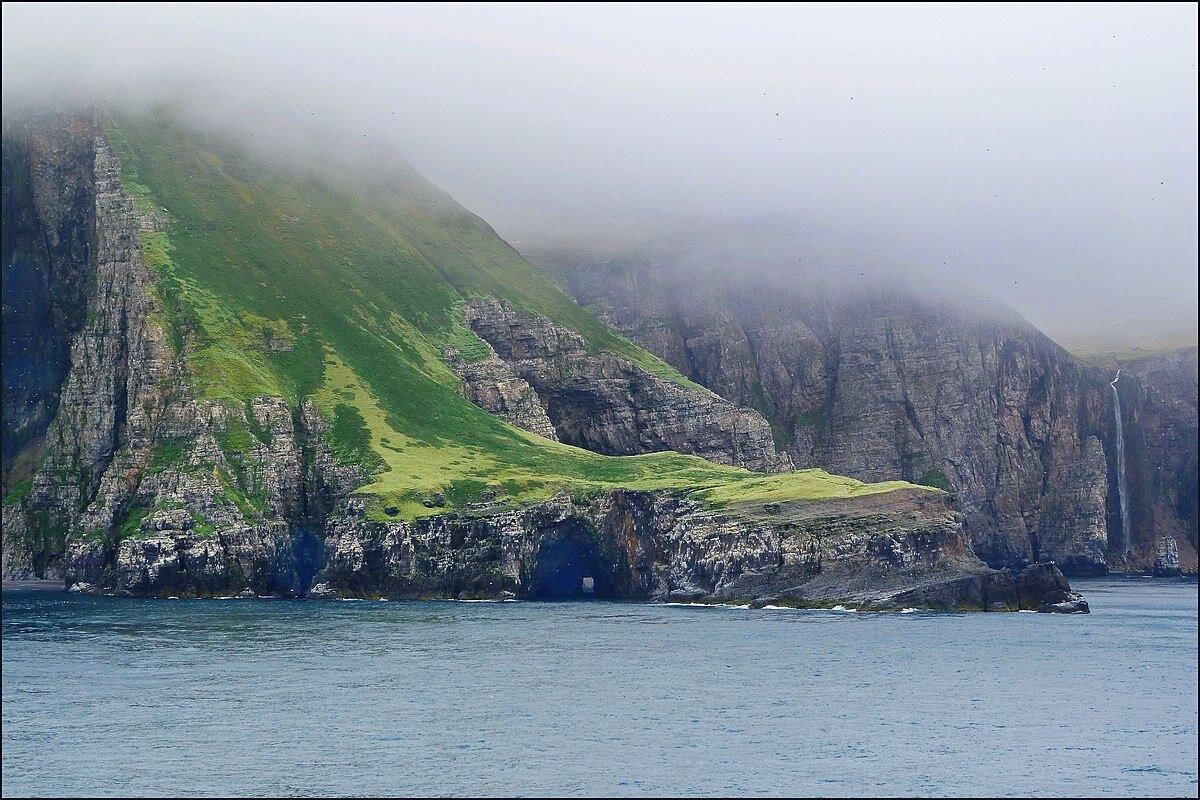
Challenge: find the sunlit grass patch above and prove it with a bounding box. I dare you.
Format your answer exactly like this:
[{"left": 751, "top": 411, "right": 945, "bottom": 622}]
[{"left": 693, "top": 470, "right": 929, "bottom": 509}]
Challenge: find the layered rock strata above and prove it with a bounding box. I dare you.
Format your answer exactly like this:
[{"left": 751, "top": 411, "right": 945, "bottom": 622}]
[
  {"left": 444, "top": 342, "right": 559, "bottom": 441},
  {"left": 1119, "top": 348, "right": 1198, "bottom": 573}
]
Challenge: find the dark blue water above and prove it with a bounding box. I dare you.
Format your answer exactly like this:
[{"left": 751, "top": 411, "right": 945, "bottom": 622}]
[{"left": 3, "top": 577, "right": 1196, "bottom": 797}]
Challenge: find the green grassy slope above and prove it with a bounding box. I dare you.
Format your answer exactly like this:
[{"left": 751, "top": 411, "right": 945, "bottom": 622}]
[{"left": 111, "top": 109, "right": 926, "bottom": 519}]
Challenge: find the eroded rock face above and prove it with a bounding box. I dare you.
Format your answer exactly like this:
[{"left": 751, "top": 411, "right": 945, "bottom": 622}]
[
  {"left": 464, "top": 298, "right": 792, "bottom": 473},
  {"left": 532, "top": 251, "right": 1197, "bottom": 575},
  {"left": 57, "top": 396, "right": 364, "bottom": 597},
  {"left": 0, "top": 114, "right": 356, "bottom": 594},
  {"left": 1153, "top": 534, "right": 1182, "bottom": 578},
  {"left": 3, "top": 112, "right": 181, "bottom": 575},
  {"left": 444, "top": 341, "right": 559, "bottom": 441},
  {"left": 32, "top": 130, "right": 178, "bottom": 529},
  {"left": 1014, "top": 562, "right": 1090, "bottom": 613}
]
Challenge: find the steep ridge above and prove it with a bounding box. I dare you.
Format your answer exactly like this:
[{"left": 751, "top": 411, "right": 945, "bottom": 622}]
[
  {"left": 535, "top": 246, "right": 1197, "bottom": 576},
  {"left": 1, "top": 109, "right": 1083, "bottom": 610}
]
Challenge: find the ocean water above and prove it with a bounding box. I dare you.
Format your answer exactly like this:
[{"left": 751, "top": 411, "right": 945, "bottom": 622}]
[{"left": 2, "top": 577, "right": 1196, "bottom": 798}]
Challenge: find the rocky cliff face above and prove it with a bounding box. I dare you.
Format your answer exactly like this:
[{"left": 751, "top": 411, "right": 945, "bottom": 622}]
[
  {"left": 1, "top": 115, "right": 349, "bottom": 588},
  {"left": 444, "top": 340, "right": 560, "bottom": 442},
  {"left": 3, "top": 113, "right": 178, "bottom": 578},
  {"left": 2, "top": 114, "right": 97, "bottom": 493},
  {"left": 1, "top": 112, "right": 1086, "bottom": 611},
  {"left": 313, "top": 488, "right": 1080, "bottom": 612},
  {"left": 61, "top": 476, "right": 1085, "bottom": 612},
  {"left": 60, "top": 395, "right": 363, "bottom": 597},
  {"left": 535, "top": 250, "right": 1195, "bottom": 575},
  {"left": 1118, "top": 348, "right": 1198, "bottom": 574}
]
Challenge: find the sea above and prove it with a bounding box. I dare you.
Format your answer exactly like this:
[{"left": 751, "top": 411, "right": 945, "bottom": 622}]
[{"left": 2, "top": 576, "right": 1196, "bottom": 797}]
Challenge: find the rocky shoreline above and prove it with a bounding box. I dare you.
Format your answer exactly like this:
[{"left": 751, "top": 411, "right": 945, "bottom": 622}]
[{"left": 39, "top": 488, "right": 1086, "bottom": 613}]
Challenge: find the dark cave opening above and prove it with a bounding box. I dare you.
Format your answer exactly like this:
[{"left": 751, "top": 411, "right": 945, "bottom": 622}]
[
  {"left": 292, "top": 524, "right": 324, "bottom": 595},
  {"left": 529, "top": 524, "right": 613, "bottom": 599}
]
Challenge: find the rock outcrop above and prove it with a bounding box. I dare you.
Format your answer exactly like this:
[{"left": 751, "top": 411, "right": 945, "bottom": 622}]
[
  {"left": 2, "top": 113, "right": 97, "bottom": 493},
  {"left": 463, "top": 298, "right": 792, "bottom": 473},
  {"left": 3, "top": 112, "right": 179, "bottom": 577},
  {"left": 444, "top": 342, "right": 559, "bottom": 441},
  {"left": 1153, "top": 534, "right": 1182, "bottom": 577}
]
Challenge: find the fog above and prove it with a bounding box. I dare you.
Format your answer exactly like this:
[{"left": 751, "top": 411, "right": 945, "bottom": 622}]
[{"left": 3, "top": 3, "right": 1196, "bottom": 349}]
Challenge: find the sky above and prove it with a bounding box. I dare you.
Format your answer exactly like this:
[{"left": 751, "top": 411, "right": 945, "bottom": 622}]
[{"left": 2, "top": 2, "right": 1196, "bottom": 348}]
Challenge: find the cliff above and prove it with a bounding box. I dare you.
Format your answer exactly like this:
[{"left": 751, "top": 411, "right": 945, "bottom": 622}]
[
  {"left": 534, "top": 247, "right": 1197, "bottom": 576},
  {"left": 0, "top": 109, "right": 1085, "bottom": 611},
  {"left": 1118, "top": 348, "right": 1198, "bottom": 574}
]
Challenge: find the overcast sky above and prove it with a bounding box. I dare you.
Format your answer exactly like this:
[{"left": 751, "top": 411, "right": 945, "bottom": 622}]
[{"left": 3, "top": 2, "right": 1196, "bottom": 347}]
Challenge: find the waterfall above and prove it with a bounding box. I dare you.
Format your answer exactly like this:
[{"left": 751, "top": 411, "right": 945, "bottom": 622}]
[{"left": 1111, "top": 370, "right": 1131, "bottom": 554}]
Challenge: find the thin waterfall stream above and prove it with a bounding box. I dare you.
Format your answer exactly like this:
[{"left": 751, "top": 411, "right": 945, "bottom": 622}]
[{"left": 1111, "top": 370, "right": 1130, "bottom": 555}]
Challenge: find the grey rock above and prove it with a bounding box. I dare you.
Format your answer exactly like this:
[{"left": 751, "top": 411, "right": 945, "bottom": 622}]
[
  {"left": 1122, "top": 348, "right": 1198, "bottom": 572},
  {"left": 310, "top": 487, "right": 1070, "bottom": 611},
  {"left": 306, "top": 582, "right": 339, "bottom": 600},
  {"left": 445, "top": 342, "right": 559, "bottom": 441},
  {"left": 465, "top": 298, "right": 791, "bottom": 473},
  {"left": 1015, "top": 562, "right": 1090, "bottom": 613},
  {"left": 1153, "top": 535, "right": 1181, "bottom": 577}
]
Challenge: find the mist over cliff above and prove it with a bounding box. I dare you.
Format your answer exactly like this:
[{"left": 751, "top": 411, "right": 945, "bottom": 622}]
[{"left": 3, "top": 3, "right": 1196, "bottom": 349}]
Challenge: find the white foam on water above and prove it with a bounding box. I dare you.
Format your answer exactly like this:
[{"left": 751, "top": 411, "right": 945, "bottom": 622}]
[
  {"left": 900, "top": 608, "right": 919, "bottom": 613},
  {"left": 1018, "top": 609, "right": 1037, "bottom": 613}
]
